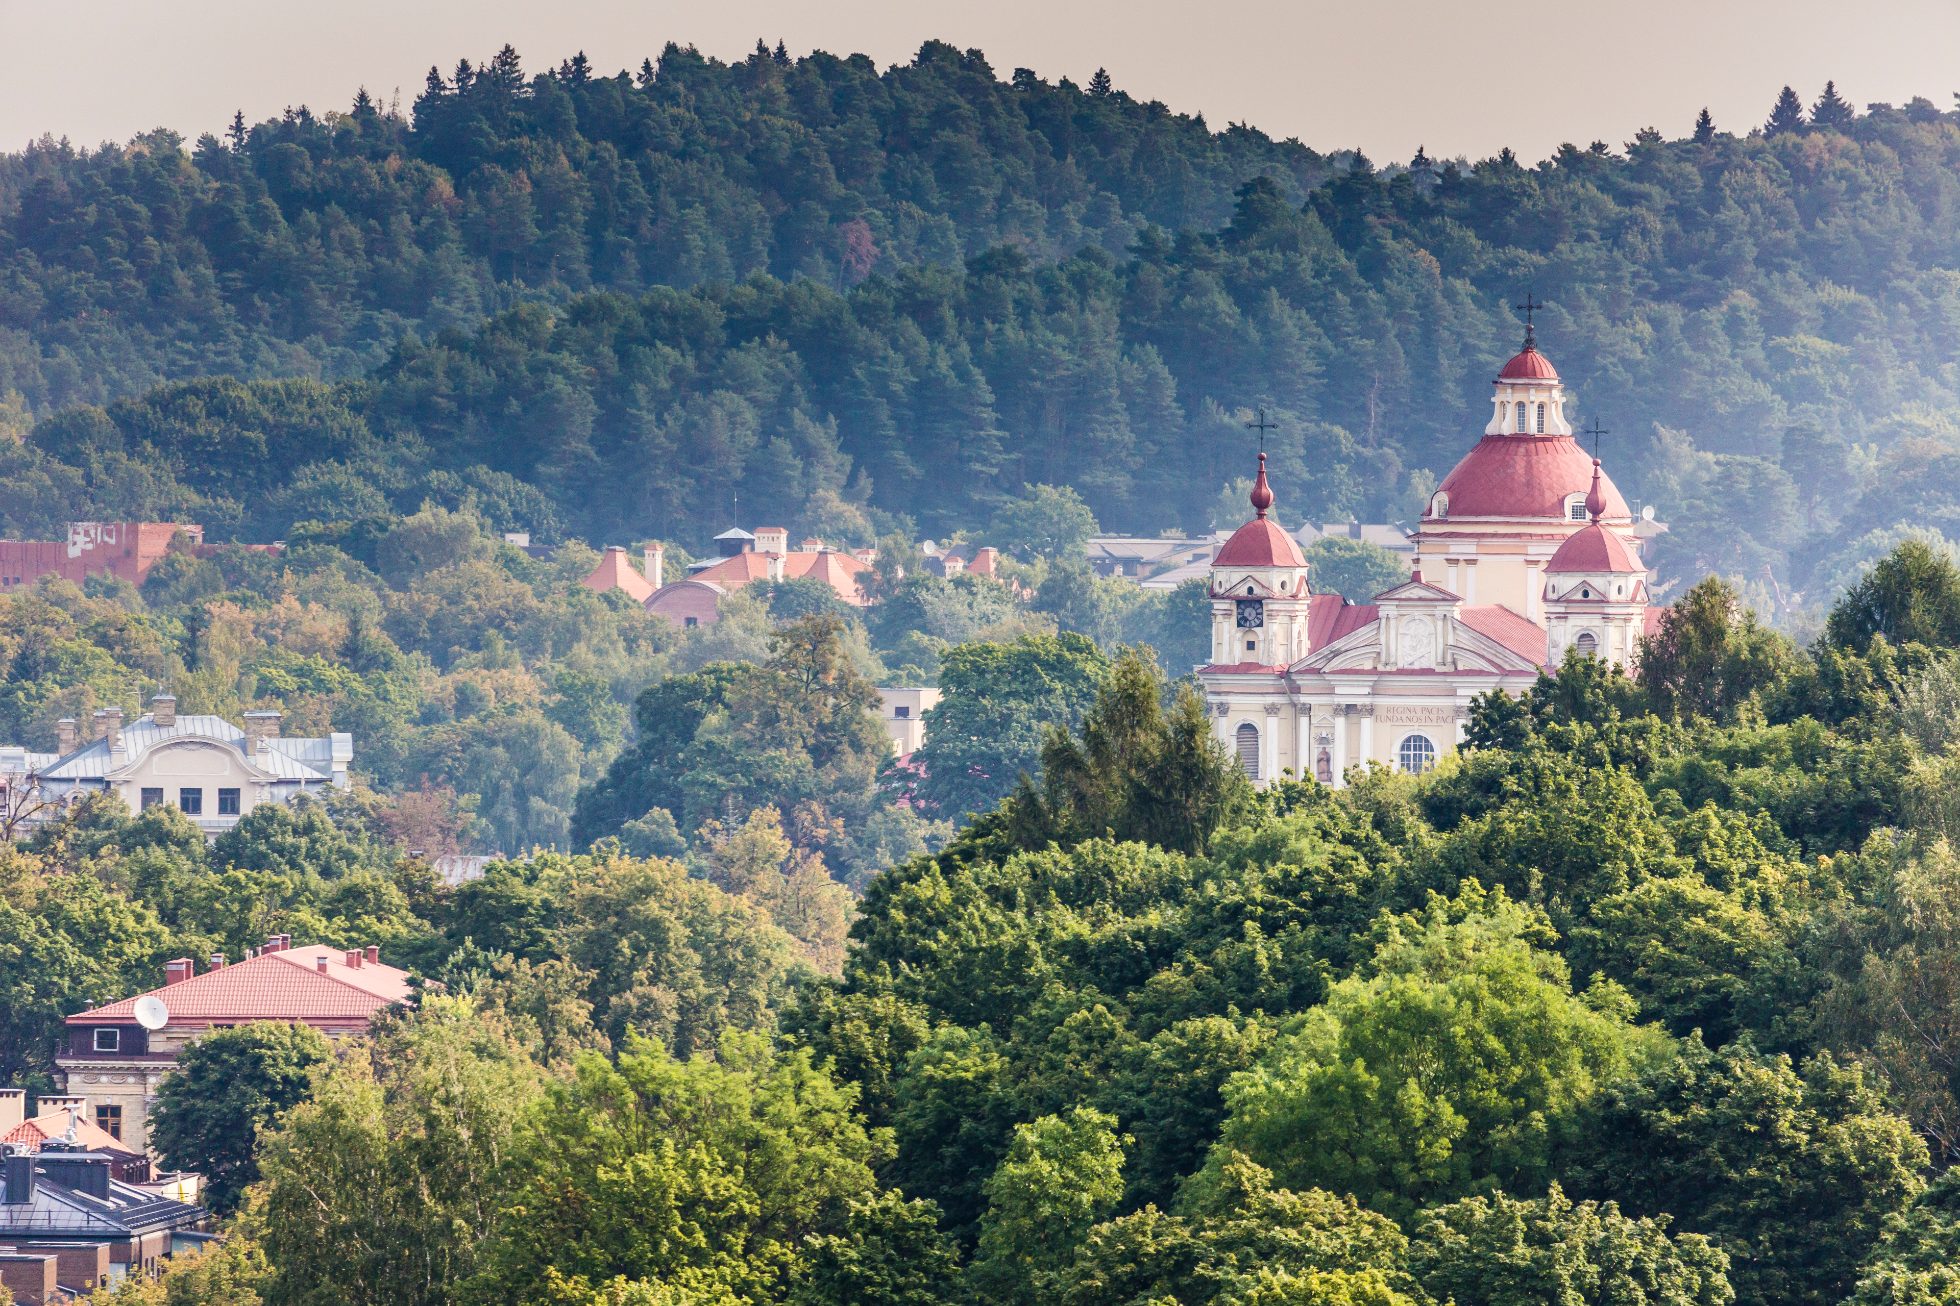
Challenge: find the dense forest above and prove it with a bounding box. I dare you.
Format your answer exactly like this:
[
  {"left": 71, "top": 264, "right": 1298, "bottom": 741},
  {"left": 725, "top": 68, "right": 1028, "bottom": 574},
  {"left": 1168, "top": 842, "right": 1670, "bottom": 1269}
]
[
  {"left": 4, "top": 47, "right": 1960, "bottom": 623},
  {"left": 12, "top": 544, "right": 1960, "bottom": 1306}
]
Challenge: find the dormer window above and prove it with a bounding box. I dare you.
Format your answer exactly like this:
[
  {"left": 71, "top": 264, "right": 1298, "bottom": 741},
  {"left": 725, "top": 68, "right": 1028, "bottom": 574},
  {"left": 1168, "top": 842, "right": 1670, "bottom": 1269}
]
[
  {"left": 1565, "top": 495, "right": 1588, "bottom": 522},
  {"left": 1429, "top": 491, "right": 1449, "bottom": 519}
]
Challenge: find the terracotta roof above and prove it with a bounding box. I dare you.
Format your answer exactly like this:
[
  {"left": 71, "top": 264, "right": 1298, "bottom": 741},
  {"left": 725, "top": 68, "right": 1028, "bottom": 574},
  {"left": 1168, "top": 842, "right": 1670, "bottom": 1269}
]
[
  {"left": 73, "top": 947, "right": 412, "bottom": 1027},
  {"left": 5, "top": 1110, "right": 141, "bottom": 1158},
  {"left": 1430, "top": 434, "right": 1630, "bottom": 522},
  {"left": 1215, "top": 518, "right": 1307, "bottom": 569},
  {"left": 1308, "top": 593, "right": 1378, "bottom": 647},
  {"left": 580, "top": 547, "right": 654, "bottom": 603},
  {"left": 1498, "top": 344, "right": 1560, "bottom": 381},
  {"left": 679, "top": 549, "right": 872, "bottom": 605},
  {"left": 1460, "top": 605, "right": 1550, "bottom": 665},
  {"left": 1546, "top": 522, "right": 1643, "bottom": 574}
]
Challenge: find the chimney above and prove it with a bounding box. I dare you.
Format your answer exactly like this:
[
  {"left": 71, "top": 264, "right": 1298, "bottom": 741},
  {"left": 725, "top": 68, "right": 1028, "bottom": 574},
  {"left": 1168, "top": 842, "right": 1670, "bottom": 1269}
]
[
  {"left": 92, "top": 708, "right": 123, "bottom": 751},
  {"left": 754, "top": 525, "right": 789, "bottom": 554},
  {"left": 55, "top": 719, "right": 78, "bottom": 756},
  {"left": 208, "top": 953, "right": 226, "bottom": 970},
  {"left": 643, "top": 543, "right": 664, "bottom": 591},
  {"left": 2, "top": 1147, "right": 34, "bottom": 1203},
  {"left": 164, "top": 957, "right": 193, "bottom": 985},
  {"left": 150, "top": 693, "right": 176, "bottom": 728},
  {"left": 262, "top": 934, "right": 284, "bottom": 955},
  {"left": 36, "top": 1095, "right": 83, "bottom": 1118},
  {"left": 344, "top": 949, "right": 363, "bottom": 969},
  {"left": 364, "top": 945, "right": 380, "bottom": 965},
  {"left": 314, "top": 955, "right": 329, "bottom": 974},
  {"left": 766, "top": 554, "right": 786, "bottom": 582},
  {"left": 0, "top": 1089, "right": 24, "bottom": 1135},
  {"left": 243, "top": 710, "right": 281, "bottom": 752}
]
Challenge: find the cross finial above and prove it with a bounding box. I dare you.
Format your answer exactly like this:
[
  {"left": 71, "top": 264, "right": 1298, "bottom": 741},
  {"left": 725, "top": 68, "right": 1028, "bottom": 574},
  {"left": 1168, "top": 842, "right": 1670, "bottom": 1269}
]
[
  {"left": 1583, "top": 415, "right": 1609, "bottom": 460},
  {"left": 1513, "top": 292, "right": 1542, "bottom": 349},
  {"left": 1245, "top": 406, "right": 1277, "bottom": 454}
]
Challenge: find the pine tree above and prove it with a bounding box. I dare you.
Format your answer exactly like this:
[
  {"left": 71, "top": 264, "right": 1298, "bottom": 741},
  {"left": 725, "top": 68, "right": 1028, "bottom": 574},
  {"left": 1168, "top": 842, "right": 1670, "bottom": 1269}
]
[
  {"left": 423, "top": 66, "right": 447, "bottom": 100},
  {"left": 351, "top": 86, "right": 376, "bottom": 119},
  {"left": 1693, "top": 107, "right": 1716, "bottom": 143},
  {"left": 1765, "top": 85, "right": 1806, "bottom": 135},
  {"left": 226, "top": 109, "right": 247, "bottom": 152},
  {"left": 638, "top": 58, "right": 655, "bottom": 88},
  {"left": 773, "top": 40, "right": 790, "bottom": 66},
  {"left": 563, "top": 51, "right": 592, "bottom": 84},
  {"left": 1812, "top": 79, "right": 1855, "bottom": 129},
  {"left": 1089, "top": 67, "right": 1112, "bottom": 97}
]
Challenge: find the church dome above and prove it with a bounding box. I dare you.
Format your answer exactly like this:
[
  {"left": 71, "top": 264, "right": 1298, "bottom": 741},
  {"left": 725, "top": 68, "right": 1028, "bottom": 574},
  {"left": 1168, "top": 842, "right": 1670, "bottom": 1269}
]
[
  {"left": 1546, "top": 521, "right": 1642, "bottom": 574},
  {"left": 1428, "top": 434, "right": 1630, "bottom": 521},
  {"left": 1498, "top": 343, "right": 1560, "bottom": 382},
  {"left": 1215, "top": 451, "right": 1307, "bottom": 568}
]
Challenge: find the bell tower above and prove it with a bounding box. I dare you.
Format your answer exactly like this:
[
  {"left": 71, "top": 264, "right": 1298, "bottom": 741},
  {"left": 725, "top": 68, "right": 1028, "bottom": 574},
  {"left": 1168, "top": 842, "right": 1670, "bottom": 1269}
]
[{"left": 1209, "top": 453, "right": 1313, "bottom": 667}]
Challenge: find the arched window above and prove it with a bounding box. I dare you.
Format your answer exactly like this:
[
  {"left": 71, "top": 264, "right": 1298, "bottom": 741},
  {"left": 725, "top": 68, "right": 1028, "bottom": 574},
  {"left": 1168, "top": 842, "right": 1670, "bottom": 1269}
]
[
  {"left": 1515, "top": 400, "right": 1528, "bottom": 432},
  {"left": 1565, "top": 495, "right": 1588, "bottom": 522},
  {"left": 1574, "top": 631, "right": 1600, "bottom": 657},
  {"left": 1429, "top": 491, "right": 1449, "bottom": 519},
  {"left": 1535, "top": 402, "right": 1547, "bottom": 433},
  {"left": 1397, "top": 733, "right": 1437, "bottom": 775},
  {"left": 1235, "top": 723, "right": 1261, "bottom": 780}
]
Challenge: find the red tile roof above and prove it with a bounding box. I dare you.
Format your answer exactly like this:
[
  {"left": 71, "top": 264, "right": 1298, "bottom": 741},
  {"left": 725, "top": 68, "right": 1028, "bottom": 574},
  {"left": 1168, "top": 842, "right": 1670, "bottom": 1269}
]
[
  {"left": 1215, "top": 518, "right": 1307, "bottom": 569},
  {"left": 73, "top": 947, "right": 412, "bottom": 1028},
  {"left": 580, "top": 548, "right": 655, "bottom": 603},
  {"left": 1460, "top": 605, "right": 1551, "bottom": 666},
  {"left": 1547, "top": 522, "right": 1643, "bottom": 574},
  {"left": 681, "top": 549, "right": 872, "bottom": 605},
  {"left": 1498, "top": 344, "right": 1560, "bottom": 381},
  {"left": 5, "top": 1110, "right": 141, "bottom": 1158},
  {"left": 1431, "top": 434, "right": 1631, "bottom": 522},
  {"left": 1308, "top": 593, "right": 1379, "bottom": 648}
]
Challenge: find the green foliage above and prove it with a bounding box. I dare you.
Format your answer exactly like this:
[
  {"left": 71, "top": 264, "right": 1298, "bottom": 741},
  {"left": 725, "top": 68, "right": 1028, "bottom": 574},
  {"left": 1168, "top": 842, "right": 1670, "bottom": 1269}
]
[
  {"left": 1410, "top": 1185, "right": 1733, "bottom": 1306},
  {"left": 149, "top": 1022, "right": 332, "bottom": 1213},
  {"left": 1825, "top": 539, "right": 1960, "bottom": 653},
  {"left": 1203, "top": 884, "right": 1658, "bottom": 1217},
  {"left": 1303, "top": 537, "right": 1409, "bottom": 603},
  {"left": 911, "top": 633, "right": 1109, "bottom": 818}
]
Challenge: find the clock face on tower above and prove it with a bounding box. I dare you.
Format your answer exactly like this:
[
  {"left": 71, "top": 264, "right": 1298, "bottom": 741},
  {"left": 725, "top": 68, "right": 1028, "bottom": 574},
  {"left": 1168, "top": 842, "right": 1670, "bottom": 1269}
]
[{"left": 1236, "top": 599, "right": 1265, "bottom": 629}]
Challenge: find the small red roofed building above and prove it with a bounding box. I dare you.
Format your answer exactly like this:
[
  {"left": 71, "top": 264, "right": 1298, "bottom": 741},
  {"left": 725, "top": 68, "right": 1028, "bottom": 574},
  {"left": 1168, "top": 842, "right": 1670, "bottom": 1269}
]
[
  {"left": 580, "top": 544, "right": 661, "bottom": 603},
  {"left": 646, "top": 529, "right": 872, "bottom": 629},
  {"left": 0, "top": 1095, "right": 150, "bottom": 1183},
  {"left": 1200, "top": 325, "right": 1664, "bottom": 786},
  {"left": 54, "top": 937, "right": 412, "bottom": 1155},
  {"left": 0, "top": 523, "right": 199, "bottom": 591}
]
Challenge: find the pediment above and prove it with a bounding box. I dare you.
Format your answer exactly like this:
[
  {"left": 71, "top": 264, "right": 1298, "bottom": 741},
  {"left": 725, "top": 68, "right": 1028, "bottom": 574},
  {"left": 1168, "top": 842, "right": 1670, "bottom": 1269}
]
[
  {"left": 1292, "top": 610, "right": 1546, "bottom": 675},
  {"left": 1372, "top": 578, "right": 1462, "bottom": 603}
]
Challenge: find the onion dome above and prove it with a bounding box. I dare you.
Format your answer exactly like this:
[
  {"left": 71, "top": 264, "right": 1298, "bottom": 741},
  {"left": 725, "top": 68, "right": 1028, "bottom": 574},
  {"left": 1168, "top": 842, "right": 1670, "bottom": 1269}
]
[
  {"left": 1546, "top": 521, "right": 1643, "bottom": 574},
  {"left": 1215, "top": 452, "right": 1307, "bottom": 568}
]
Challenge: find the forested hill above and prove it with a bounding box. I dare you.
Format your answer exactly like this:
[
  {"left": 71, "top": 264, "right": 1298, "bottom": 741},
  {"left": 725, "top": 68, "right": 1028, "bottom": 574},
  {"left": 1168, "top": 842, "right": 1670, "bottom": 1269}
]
[{"left": 5, "top": 48, "right": 1960, "bottom": 616}]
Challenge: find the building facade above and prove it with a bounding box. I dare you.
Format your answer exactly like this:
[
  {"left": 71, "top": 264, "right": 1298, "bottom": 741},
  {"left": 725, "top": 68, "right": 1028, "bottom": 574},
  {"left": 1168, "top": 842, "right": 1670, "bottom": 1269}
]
[
  {"left": 55, "top": 938, "right": 411, "bottom": 1156},
  {"left": 1200, "top": 331, "right": 1661, "bottom": 785},
  {"left": 5, "top": 697, "right": 351, "bottom": 837}
]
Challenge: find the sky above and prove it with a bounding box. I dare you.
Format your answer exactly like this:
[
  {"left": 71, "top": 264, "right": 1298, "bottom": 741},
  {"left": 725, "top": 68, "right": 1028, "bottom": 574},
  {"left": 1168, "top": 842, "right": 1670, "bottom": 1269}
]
[{"left": 5, "top": 1, "right": 1960, "bottom": 164}]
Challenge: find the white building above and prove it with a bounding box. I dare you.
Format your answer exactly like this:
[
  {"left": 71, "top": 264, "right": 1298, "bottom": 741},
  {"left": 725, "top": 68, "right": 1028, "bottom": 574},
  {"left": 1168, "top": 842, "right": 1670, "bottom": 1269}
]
[
  {"left": 877, "top": 687, "right": 942, "bottom": 757},
  {"left": 1200, "top": 330, "right": 1661, "bottom": 785},
  {"left": 7, "top": 695, "right": 351, "bottom": 835}
]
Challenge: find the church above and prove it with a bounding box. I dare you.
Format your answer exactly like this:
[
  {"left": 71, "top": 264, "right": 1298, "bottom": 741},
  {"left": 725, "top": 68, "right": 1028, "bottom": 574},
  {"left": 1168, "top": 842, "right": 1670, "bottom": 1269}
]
[{"left": 1200, "top": 328, "right": 1662, "bottom": 785}]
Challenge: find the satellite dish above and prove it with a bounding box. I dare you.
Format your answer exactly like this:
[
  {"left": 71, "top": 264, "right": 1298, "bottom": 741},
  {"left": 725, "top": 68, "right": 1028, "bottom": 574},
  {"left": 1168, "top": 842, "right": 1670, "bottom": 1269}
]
[{"left": 133, "top": 995, "right": 169, "bottom": 1031}]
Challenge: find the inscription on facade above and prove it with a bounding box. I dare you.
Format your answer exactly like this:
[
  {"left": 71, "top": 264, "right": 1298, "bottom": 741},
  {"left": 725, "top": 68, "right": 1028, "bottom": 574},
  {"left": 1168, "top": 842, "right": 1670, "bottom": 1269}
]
[{"left": 1376, "top": 704, "right": 1459, "bottom": 726}]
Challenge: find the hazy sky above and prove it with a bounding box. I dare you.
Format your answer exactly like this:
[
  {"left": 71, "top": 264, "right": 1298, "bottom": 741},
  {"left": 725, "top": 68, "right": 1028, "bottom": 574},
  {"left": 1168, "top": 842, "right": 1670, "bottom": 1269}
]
[{"left": 6, "top": 1, "right": 1960, "bottom": 164}]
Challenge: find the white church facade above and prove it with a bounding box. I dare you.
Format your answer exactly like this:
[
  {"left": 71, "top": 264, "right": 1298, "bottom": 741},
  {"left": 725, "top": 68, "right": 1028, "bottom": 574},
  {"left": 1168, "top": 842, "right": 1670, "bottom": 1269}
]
[{"left": 1200, "top": 330, "right": 1661, "bottom": 785}]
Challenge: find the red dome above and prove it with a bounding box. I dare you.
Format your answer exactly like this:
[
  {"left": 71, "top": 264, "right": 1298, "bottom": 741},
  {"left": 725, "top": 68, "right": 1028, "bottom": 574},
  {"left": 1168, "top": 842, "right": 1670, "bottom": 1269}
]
[
  {"left": 1546, "top": 522, "right": 1643, "bottom": 574},
  {"left": 1215, "top": 518, "right": 1307, "bottom": 569},
  {"left": 1429, "top": 434, "right": 1630, "bottom": 521},
  {"left": 1498, "top": 345, "right": 1559, "bottom": 382}
]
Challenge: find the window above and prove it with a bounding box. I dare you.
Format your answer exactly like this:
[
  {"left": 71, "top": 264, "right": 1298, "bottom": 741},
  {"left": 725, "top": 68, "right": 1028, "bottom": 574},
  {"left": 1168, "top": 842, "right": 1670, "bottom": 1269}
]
[
  {"left": 893, "top": 706, "right": 910, "bottom": 719},
  {"left": 1574, "top": 631, "right": 1600, "bottom": 656},
  {"left": 1397, "top": 733, "right": 1438, "bottom": 775},
  {"left": 95, "top": 1105, "right": 122, "bottom": 1140},
  {"left": 1536, "top": 402, "right": 1547, "bottom": 433},
  {"left": 683, "top": 616, "right": 699, "bottom": 629},
  {"left": 1515, "top": 401, "right": 1527, "bottom": 431},
  {"left": 218, "top": 787, "right": 241, "bottom": 815},
  {"left": 178, "top": 787, "right": 203, "bottom": 815},
  {"left": 93, "top": 1028, "right": 119, "bottom": 1053},
  {"left": 1566, "top": 496, "right": 1589, "bottom": 522},
  {"left": 139, "top": 787, "right": 163, "bottom": 811},
  {"left": 1235, "top": 723, "right": 1261, "bottom": 781},
  {"left": 1429, "top": 491, "right": 1449, "bottom": 519}
]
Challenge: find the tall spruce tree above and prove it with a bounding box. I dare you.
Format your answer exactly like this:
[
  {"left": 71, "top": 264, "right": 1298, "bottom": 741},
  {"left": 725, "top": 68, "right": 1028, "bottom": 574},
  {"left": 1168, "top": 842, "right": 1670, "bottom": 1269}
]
[
  {"left": 1693, "top": 107, "right": 1716, "bottom": 142},
  {"left": 1089, "top": 67, "right": 1113, "bottom": 97},
  {"left": 1766, "top": 85, "right": 1807, "bottom": 134},
  {"left": 1812, "top": 79, "right": 1855, "bottom": 128}
]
